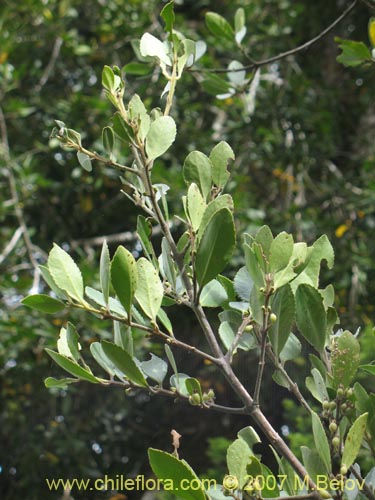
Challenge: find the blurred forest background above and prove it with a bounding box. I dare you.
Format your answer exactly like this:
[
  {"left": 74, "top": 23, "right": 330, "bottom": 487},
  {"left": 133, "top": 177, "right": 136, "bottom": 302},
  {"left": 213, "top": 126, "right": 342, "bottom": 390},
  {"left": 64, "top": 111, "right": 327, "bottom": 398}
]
[{"left": 0, "top": 0, "right": 374, "bottom": 499}]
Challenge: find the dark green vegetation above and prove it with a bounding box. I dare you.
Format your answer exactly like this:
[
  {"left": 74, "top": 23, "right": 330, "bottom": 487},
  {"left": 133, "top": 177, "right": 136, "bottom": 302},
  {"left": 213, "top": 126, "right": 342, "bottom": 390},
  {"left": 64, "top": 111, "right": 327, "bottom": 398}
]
[{"left": 1, "top": 1, "right": 375, "bottom": 499}]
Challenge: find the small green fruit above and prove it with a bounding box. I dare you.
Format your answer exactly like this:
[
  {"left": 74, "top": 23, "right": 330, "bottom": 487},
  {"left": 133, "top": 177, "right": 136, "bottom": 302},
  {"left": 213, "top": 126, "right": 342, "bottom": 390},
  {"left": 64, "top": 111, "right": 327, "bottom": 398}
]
[
  {"left": 329, "top": 421, "right": 338, "bottom": 434},
  {"left": 322, "top": 400, "right": 331, "bottom": 410},
  {"left": 270, "top": 313, "right": 277, "bottom": 323},
  {"left": 332, "top": 436, "right": 340, "bottom": 449},
  {"left": 244, "top": 325, "right": 254, "bottom": 332},
  {"left": 340, "top": 465, "right": 348, "bottom": 476}
]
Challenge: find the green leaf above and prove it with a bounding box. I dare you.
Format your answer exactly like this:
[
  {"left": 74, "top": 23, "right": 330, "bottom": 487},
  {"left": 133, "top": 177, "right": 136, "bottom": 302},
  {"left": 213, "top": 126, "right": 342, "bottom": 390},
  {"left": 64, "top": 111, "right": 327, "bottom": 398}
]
[
  {"left": 279, "top": 333, "right": 301, "bottom": 364},
  {"left": 157, "top": 308, "right": 173, "bottom": 335},
  {"left": 161, "top": 1, "right": 175, "bottom": 35},
  {"left": 185, "top": 377, "right": 203, "bottom": 401},
  {"left": 77, "top": 151, "right": 92, "bottom": 172},
  {"left": 311, "top": 412, "right": 331, "bottom": 473},
  {"left": 102, "top": 126, "right": 114, "bottom": 154},
  {"left": 305, "top": 368, "right": 329, "bottom": 403},
  {"left": 234, "top": 8, "right": 246, "bottom": 43},
  {"left": 255, "top": 226, "right": 274, "bottom": 260},
  {"left": 342, "top": 413, "right": 368, "bottom": 470},
  {"left": 200, "top": 279, "right": 228, "bottom": 307},
  {"left": 187, "top": 183, "right": 206, "bottom": 231},
  {"left": 102, "top": 65, "right": 115, "bottom": 91},
  {"left": 141, "top": 354, "right": 168, "bottom": 385},
  {"left": 335, "top": 38, "right": 372, "bottom": 67},
  {"left": 237, "top": 426, "right": 261, "bottom": 450},
  {"left": 135, "top": 258, "right": 163, "bottom": 321},
  {"left": 45, "top": 349, "right": 99, "bottom": 383},
  {"left": 112, "top": 111, "right": 133, "bottom": 144},
  {"left": 269, "top": 232, "right": 294, "bottom": 273},
  {"left": 291, "top": 235, "right": 334, "bottom": 291},
  {"left": 244, "top": 244, "right": 265, "bottom": 288},
  {"left": 360, "top": 364, "right": 375, "bottom": 376},
  {"left": 210, "top": 141, "right": 234, "bottom": 189},
  {"left": 195, "top": 208, "right": 235, "bottom": 288},
  {"left": 22, "top": 294, "right": 66, "bottom": 314},
  {"left": 128, "top": 94, "right": 150, "bottom": 141},
  {"left": 137, "top": 215, "right": 155, "bottom": 262},
  {"left": 114, "top": 321, "right": 133, "bottom": 355},
  {"left": 227, "top": 438, "right": 253, "bottom": 489},
  {"left": 39, "top": 264, "right": 67, "bottom": 299},
  {"left": 301, "top": 446, "right": 329, "bottom": 486},
  {"left": 90, "top": 342, "right": 117, "bottom": 377},
  {"left": 48, "top": 244, "right": 85, "bottom": 303},
  {"left": 123, "top": 62, "right": 151, "bottom": 76},
  {"left": 295, "top": 284, "right": 327, "bottom": 352},
  {"left": 44, "top": 377, "right": 78, "bottom": 389},
  {"left": 268, "top": 284, "right": 295, "bottom": 356},
  {"left": 332, "top": 330, "right": 360, "bottom": 388},
  {"left": 65, "top": 322, "right": 81, "bottom": 362},
  {"left": 148, "top": 449, "right": 206, "bottom": 500},
  {"left": 197, "top": 194, "right": 234, "bottom": 244},
  {"left": 110, "top": 246, "right": 138, "bottom": 316},
  {"left": 183, "top": 151, "right": 212, "bottom": 200},
  {"left": 233, "top": 266, "right": 253, "bottom": 302},
  {"left": 260, "top": 465, "right": 280, "bottom": 498},
  {"left": 101, "top": 341, "right": 148, "bottom": 387},
  {"left": 145, "top": 116, "right": 176, "bottom": 160},
  {"left": 100, "top": 239, "right": 110, "bottom": 305},
  {"left": 85, "top": 287, "right": 127, "bottom": 317},
  {"left": 201, "top": 74, "right": 232, "bottom": 96},
  {"left": 140, "top": 33, "right": 172, "bottom": 66},
  {"left": 205, "top": 12, "right": 234, "bottom": 42}
]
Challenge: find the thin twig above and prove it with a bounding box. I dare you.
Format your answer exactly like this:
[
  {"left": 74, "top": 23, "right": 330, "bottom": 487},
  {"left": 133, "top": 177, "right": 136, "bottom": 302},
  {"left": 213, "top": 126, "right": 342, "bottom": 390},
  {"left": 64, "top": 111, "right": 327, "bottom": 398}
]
[
  {"left": 0, "top": 105, "right": 41, "bottom": 291},
  {"left": 191, "top": 0, "right": 359, "bottom": 74},
  {"left": 35, "top": 36, "right": 63, "bottom": 93},
  {"left": 225, "top": 315, "right": 252, "bottom": 364},
  {"left": 0, "top": 227, "right": 23, "bottom": 265}
]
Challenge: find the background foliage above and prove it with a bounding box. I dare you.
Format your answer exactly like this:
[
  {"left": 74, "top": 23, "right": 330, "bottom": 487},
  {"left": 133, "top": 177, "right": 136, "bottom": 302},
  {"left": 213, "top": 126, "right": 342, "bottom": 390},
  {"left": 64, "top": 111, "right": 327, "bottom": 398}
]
[{"left": 0, "top": 1, "right": 374, "bottom": 499}]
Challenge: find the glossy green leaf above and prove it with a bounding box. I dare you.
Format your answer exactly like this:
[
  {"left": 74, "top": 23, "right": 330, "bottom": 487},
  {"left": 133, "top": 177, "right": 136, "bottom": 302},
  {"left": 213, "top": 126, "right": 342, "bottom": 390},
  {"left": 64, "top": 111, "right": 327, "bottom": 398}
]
[
  {"left": 187, "top": 183, "right": 206, "bottom": 231},
  {"left": 135, "top": 258, "right": 163, "bottom": 320},
  {"left": 195, "top": 208, "right": 235, "bottom": 288},
  {"left": 161, "top": 1, "right": 175, "bottom": 35},
  {"left": 77, "top": 151, "right": 92, "bottom": 172},
  {"left": 101, "top": 341, "right": 148, "bottom": 387},
  {"left": 48, "top": 244, "right": 85, "bottom": 303},
  {"left": 311, "top": 412, "right": 331, "bottom": 473},
  {"left": 141, "top": 354, "right": 168, "bottom": 385},
  {"left": 148, "top": 448, "right": 206, "bottom": 500},
  {"left": 100, "top": 239, "right": 110, "bottom": 305},
  {"left": 45, "top": 349, "right": 99, "bottom": 383},
  {"left": 185, "top": 377, "right": 203, "bottom": 401},
  {"left": 210, "top": 141, "right": 234, "bottom": 189},
  {"left": 145, "top": 116, "right": 176, "bottom": 160},
  {"left": 205, "top": 12, "right": 234, "bottom": 42},
  {"left": 102, "top": 65, "right": 115, "bottom": 91},
  {"left": 110, "top": 246, "right": 137, "bottom": 316},
  {"left": 332, "top": 330, "right": 360, "bottom": 388},
  {"left": 268, "top": 284, "right": 295, "bottom": 356},
  {"left": 112, "top": 111, "right": 133, "bottom": 143},
  {"left": 295, "top": 284, "right": 327, "bottom": 352},
  {"left": 183, "top": 151, "right": 212, "bottom": 200},
  {"left": 197, "top": 194, "right": 233, "bottom": 244},
  {"left": 342, "top": 413, "right": 368, "bottom": 470},
  {"left": 22, "top": 294, "right": 66, "bottom": 314}
]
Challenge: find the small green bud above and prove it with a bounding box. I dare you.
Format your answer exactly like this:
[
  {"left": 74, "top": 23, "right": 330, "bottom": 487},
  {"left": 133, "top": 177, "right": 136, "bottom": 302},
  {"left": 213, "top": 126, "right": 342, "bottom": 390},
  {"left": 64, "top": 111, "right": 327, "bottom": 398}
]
[
  {"left": 329, "top": 421, "right": 338, "bottom": 434},
  {"left": 322, "top": 400, "right": 331, "bottom": 410},
  {"left": 346, "top": 388, "right": 353, "bottom": 398},
  {"left": 189, "top": 393, "right": 201, "bottom": 406},
  {"left": 329, "top": 401, "right": 337, "bottom": 410},
  {"left": 207, "top": 389, "right": 215, "bottom": 399},
  {"left": 270, "top": 313, "right": 277, "bottom": 323},
  {"left": 244, "top": 324, "right": 254, "bottom": 332},
  {"left": 332, "top": 436, "right": 340, "bottom": 449},
  {"left": 340, "top": 403, "right": 348, "bottom": 414},
  {"left": 337, "top": 387, "right": 345, "bottom": 398},
  {"left": 340, "top": 465, "right": 348, "bottom": 476}
]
